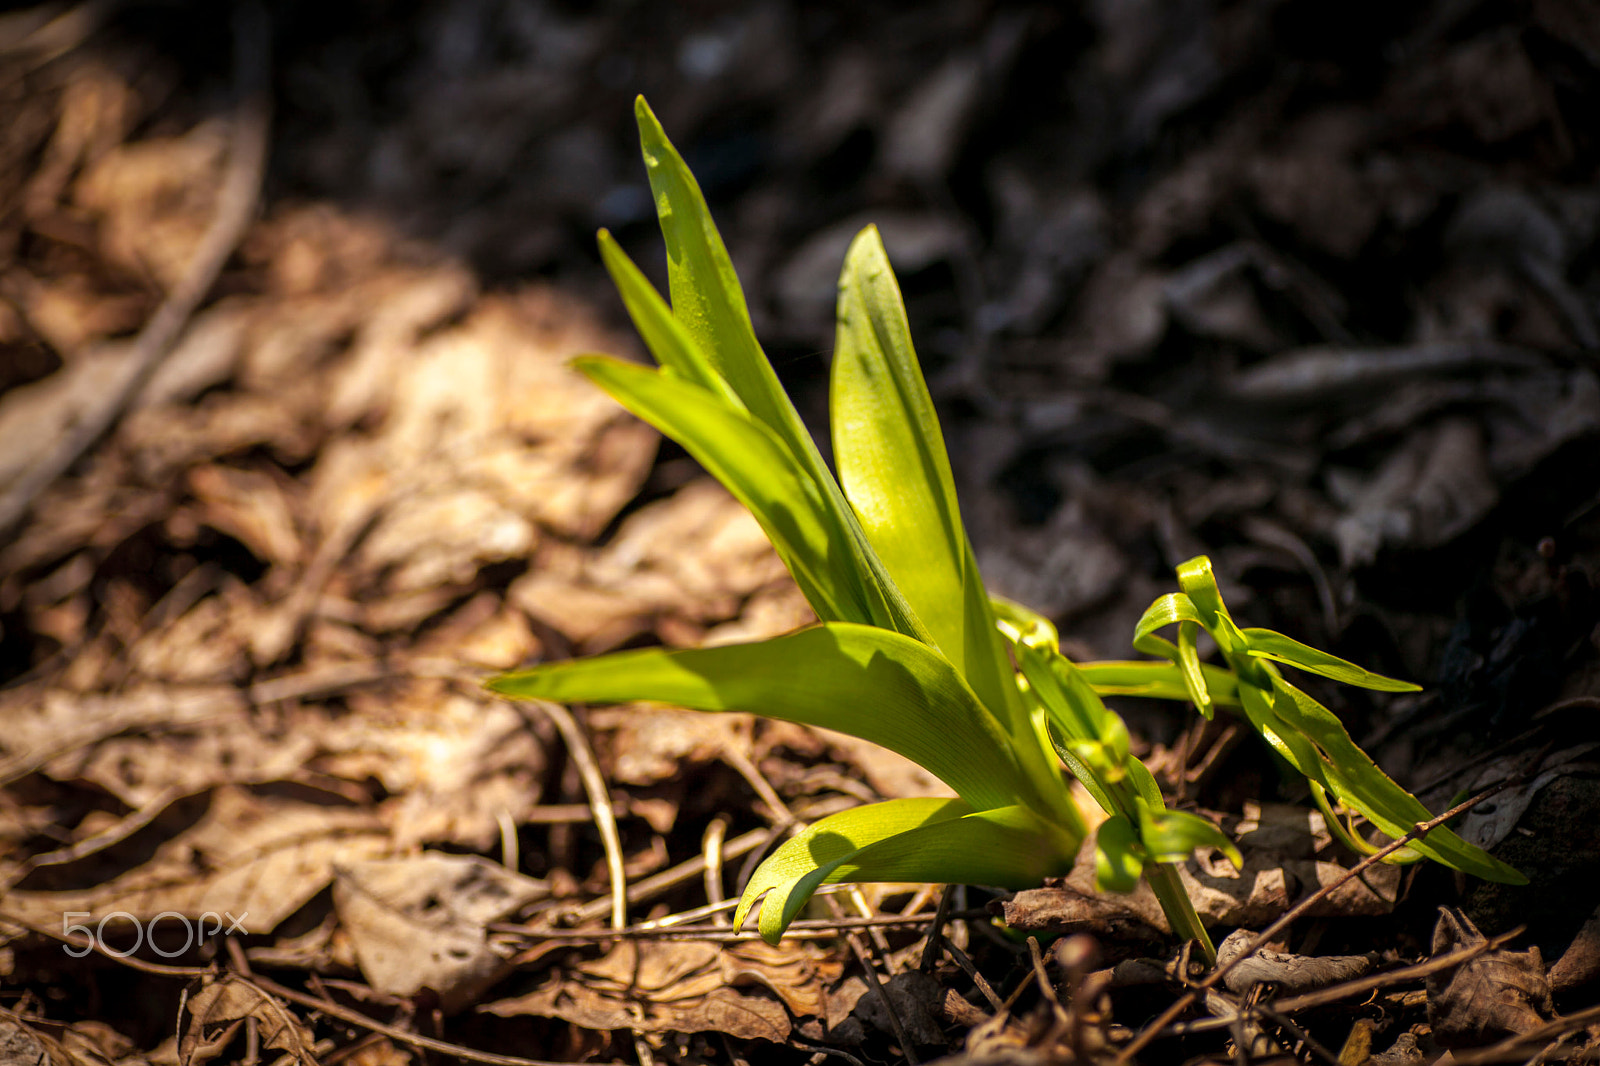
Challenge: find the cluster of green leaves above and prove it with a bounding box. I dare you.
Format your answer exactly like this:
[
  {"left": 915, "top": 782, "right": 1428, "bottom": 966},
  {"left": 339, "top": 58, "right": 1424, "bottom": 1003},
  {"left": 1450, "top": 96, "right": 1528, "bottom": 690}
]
[
  {"left": 487, "top": 97, "right": 1522, "bottom": 955},
  {"left": 1115, "top": 557, "right": 1525, "bottom": 885}
]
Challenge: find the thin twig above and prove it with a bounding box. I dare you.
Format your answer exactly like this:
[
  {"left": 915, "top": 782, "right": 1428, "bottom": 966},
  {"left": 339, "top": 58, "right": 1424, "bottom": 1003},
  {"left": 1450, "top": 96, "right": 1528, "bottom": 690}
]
[
  {"left": 918, "top": 885, "right": 956, "bottom": 972},
  {"left": 243, "top": 973, "right": 583, "bottom": 1066},
  {"left": 493, "top": 906, "right": 991, "bottom": 941},
  {"left": 534, "top": 702, "right": 628, "bottom": 931},
  {"left": 845, "top": 931, "right": 919, "bottom": 1065},
  {"left": 1153, "top": 928, "right": 1522, "bottom": 1037},
  {"left": 702, "top": 815, "right": 729, "bottom": 925},
  {"left": 943, "top": 939, "right": 1005, "bottom": 1014},
  {"left": 569, "top": 825, "right": 779, "bottom": 924},
  {"left": 0, "top": 1, "right": 272, "bottom": 534},
  {"left": 1117, "top": 776, "right": 1524, "bottom": 1062}
]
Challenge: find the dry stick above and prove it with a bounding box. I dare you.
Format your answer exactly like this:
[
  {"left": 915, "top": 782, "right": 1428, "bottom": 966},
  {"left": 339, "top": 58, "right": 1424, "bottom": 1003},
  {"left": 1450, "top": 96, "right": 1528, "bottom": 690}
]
[
  {"left": 1156, "top": 928, "right": 1523, "bottom": 1037},
  {"left": 1116, "top": 775, "right": 1524, "bottom": 1063},
  {"left": 918, "top": 885, "right": 957, "bottom": 972},
  {"left": 0, "top": 1, "right": 272, "bottom": 535},
  {"left": 843, "top": 930, "right": 919, "bottom": 1066},
  {"left": 569, "top": 825, "right": 778, "bottom": 925},
  {"left": 533, "top": 702, "right": 651, "bottom": 1062},
  {"left": 702, "top": 816, "right": 730, "bottom": 924},
  {"left": 942, "top": 939, "right": 1005, "bottom": 1014},
  {"left": 534, "top": 702, "right": 629, "bottom": 931},
  {"left": 493, "top": 907, "right": 993, "bottom": 941},
  {"left": 244, "top": 973, "right": 589, "bottom": 1066}
]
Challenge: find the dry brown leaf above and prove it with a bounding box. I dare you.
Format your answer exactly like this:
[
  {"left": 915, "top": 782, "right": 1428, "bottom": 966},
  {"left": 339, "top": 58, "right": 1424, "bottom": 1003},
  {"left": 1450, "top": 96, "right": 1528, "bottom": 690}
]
[
  {"left": 509, "top": 479, "right": 791, "bottom": 651},
  {"left": 1329, "top": 418, "right": 1499, "bottom": 567},
  {"left": 1427, "top": 907, "right": 1554, "bottom": 1048},
  {"left": 187, "top": 464, "right": 304, "bottom": 571},
  {"left": 179, "top": 976, "right": 317, "bottom": 1066},
  {"left": 321, "top": 690, "right": 547, "bottom": 852},
  {"left": 334, "top": 853, "right": 548, "bottom": 1013},
  {"left": 0, "top": 1008, "right": 92, "bottom": 1066},
  {"left": 483, "top": 937, "right": 842, "bottom": 1042},
  {"left": 1213, "top": 927, "right": 1374, "bottom": 994},
  {"left": 1000, "top": 831, "right": 1399, "bottom": 937},
  {"left": 4, "top": 785, "right": 390, "bottom": 933}
]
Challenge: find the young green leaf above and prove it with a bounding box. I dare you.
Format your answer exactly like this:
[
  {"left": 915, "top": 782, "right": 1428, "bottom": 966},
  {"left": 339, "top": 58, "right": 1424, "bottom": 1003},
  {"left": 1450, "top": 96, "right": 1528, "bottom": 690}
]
[
  {"left": 735, "top": 797, "right": 970, "bottom": 941},
  {"left": 831, "top": 227, "right": 1014, "bottom": 718},
  {"left": 488, "top": 621, "right": 1067, "bottom": 819},
  {"left": 595, "top": 230, "right": 743, "bottom": 407},
  {"left": 1075, "top": 660, "right": 1241, "bottom": 707},
  {"left": 633, "top": 97, "right": 805, "bottom": 459},
  {"left": 744, "top": 803, "right": 1079, "bottom": 943},
  {"left": 573, "top": 355, "right": 874, "bottom": 625},
  {"left": 1094, "top": 815, "right": 1143, "bottom": 892},
  {"left": 1262, "top": 674, "right": 1525, "bottom": 883},
  {"left": 632, "top": 97, "right": 929, "bottom": 645},
  {"left": 1240, "top": 629, "right": 1423, "bottom": 692},
  {"left": 1135, "top": 801, "right": 1244, "bottom": 868}
]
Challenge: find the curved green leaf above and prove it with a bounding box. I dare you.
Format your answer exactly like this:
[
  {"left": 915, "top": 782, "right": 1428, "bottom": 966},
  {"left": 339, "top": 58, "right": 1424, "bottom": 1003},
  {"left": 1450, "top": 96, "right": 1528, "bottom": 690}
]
[
  {"left": 1135, "top": 800, "right": 1242, "bottom": 868},
  {"left": 488, "top": 622, "right": 1064, "bottom": 818},
  {"left": 1174, "top": 556, "right": 1250, "bottom": 654},
  {"left": 735, "top": 797, "right": 969, "bottom": 940},
  {"left": 1263, "top": 674, "right": 1524, "bottom": 884},
  {"left": 743, "top": 803, "right": 1079, "bottom": 943},
  {"left": 1076, "top": 660, "right": 1241, "bottom": 707},
  {"left": 1133, "top": 593, "right": 1214, "bottom": 714},
  {"left": 992, "top": 596, "right": 1059, "bottom": 652},
  {"left": 1241, "top": 629, "right": 1422, "bottom": 692},
  {"left": 1094, "top": 815, "right": 1143, "bottom": 892}
]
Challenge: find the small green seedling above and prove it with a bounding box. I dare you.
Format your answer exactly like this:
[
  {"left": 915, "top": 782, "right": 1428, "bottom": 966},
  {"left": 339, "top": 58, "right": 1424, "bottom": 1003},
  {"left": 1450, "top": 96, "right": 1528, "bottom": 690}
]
[{"left": 488, "top": 97, "right": 1522, "bottom": 960}]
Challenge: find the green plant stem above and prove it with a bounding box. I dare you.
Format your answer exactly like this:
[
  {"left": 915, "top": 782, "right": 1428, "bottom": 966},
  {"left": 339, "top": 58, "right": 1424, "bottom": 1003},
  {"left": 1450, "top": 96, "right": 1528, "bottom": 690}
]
[{"left": 1144, "top": 861, "right": 1216, "bottom": 964}]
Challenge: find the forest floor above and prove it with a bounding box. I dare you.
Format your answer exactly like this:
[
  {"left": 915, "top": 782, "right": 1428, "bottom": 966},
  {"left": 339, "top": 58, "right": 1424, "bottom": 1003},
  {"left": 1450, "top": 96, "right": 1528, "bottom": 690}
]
[{"left": 1, "top": 1, "right": 1599, "bottom": 1062}]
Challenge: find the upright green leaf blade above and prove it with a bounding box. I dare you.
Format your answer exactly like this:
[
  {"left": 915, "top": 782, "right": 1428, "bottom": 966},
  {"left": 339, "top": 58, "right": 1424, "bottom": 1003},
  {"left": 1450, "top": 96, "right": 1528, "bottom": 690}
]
[
  {"left": 634, "top": 98, "right": 793, "bottom": 445},
  {"left": 831, "top": 227, "right": 1004, "bottom": 704},
  {"left": 488, "top": 622, "right": 1060, "bottom": 817},
  {"left": 596, "top": 230, "right": 743, "bottom": 406},
  {"left": 574, "top": 355, "right": 870, "bottom": 625},
  {"left": 632, "top": 99, "right": 932, "bottom": 645}
]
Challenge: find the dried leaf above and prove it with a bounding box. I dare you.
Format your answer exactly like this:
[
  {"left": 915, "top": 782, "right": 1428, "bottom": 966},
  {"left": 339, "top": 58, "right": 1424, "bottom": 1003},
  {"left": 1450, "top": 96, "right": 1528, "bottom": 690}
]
[
  {"left": 180, "top": 976, "right": 317, "bottom": 1066},
  {"left": 1427, "top": 907, "right": 1553, "bottom": 1048},
  {"left": 334, "top": 853, "right": 547, "bottom": 1013}
]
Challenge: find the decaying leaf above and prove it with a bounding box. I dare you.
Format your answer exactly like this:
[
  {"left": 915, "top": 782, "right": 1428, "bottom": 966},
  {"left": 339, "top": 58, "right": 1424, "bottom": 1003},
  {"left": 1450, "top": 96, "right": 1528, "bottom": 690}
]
[
  {"left": 179, "top": 976, "right": 317, "bottom": 1066},
  {"left": 1427, "top": 907, "right": 1554, "bottom": 1048},
  {"left": 333, "top": 853, "right": 548, "bottom": 1013},
  {"left": 999, "top": 829, "right": 1399, "bottom": 937},
  {"left": 5, "top": 785, "right": 389, "bottom": 933},
  {"left": 483, "top": 938, "right": 845, "bottom": 1042}
]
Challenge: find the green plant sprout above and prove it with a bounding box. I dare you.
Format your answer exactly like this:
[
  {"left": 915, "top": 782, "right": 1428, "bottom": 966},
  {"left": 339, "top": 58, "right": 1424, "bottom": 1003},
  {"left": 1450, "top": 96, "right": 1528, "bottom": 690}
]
[{"left": 487, "top": 97, "right": 1523, "bottom": 962}]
